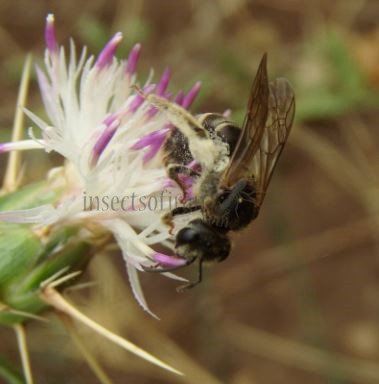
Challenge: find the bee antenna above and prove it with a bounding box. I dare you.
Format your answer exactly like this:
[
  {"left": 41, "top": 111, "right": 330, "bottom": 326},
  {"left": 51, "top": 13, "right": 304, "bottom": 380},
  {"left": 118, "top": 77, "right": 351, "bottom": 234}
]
[{"left": 130, "top": 84, "right": 145, "bottom": 98}]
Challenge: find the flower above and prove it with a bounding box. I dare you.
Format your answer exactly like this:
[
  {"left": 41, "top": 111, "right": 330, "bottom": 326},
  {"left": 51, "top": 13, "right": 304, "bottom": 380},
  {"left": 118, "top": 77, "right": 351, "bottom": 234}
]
[{"left": 0, "top": 14, "right": 202, "bottom": 316}]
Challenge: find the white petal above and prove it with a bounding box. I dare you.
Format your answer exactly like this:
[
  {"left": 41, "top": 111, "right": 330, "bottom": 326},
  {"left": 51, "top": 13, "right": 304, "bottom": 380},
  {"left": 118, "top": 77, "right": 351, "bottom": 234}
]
[
  {"left": 126, "top": 262, "right": 159, "bottom": 319},
  {"left": 0, "top": 205, "right": 59, "bottom": 224}
]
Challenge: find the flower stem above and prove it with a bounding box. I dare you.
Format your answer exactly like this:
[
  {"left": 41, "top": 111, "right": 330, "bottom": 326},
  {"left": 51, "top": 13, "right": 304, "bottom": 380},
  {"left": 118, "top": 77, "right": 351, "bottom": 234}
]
[{"left": 14, "top": 324, "right": 34, "bottom": 384}]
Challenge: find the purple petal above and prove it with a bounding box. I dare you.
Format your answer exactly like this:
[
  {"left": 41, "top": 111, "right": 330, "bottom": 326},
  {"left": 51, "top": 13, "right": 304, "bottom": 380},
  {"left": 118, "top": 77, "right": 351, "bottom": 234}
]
[
  {"left": 174, "top": 91, "right": 185, "bottom": 105},
  {"left": 128, "top": 84, "right": 155, "bottom": 113},
  {"left": 144, "top": 72, "right": 171, "bottom": 119},
  {"left": 103, "top": 113, "right": 118, "bottom": 126},
  {"left": 45, "top": 14, "right": 58, "bottom": 54},
  {"left": 145, "top": 106, "right": 159, "bottom": 119},
  {"left": 177, "top": 175, "right": 196, "bottom": 202},
  {"left": 96, "top": 32, "right": 123, "bottom": 70},
  {"left": 130, "top": 127, "right": 169, "bottom": 163},
  {"left": 152, "top": 253, "right": 188, "bottom": 267},
  {"left": 142, "top": 140, "right": 165, "bottom": 162},
  {"left": 126, "top": 43, "right": 141, "bottom": 76},
  {"left": 128, "top": 94, "right": 145, "bottom": 113},
  {"left": 182, "top": 81, "right": 201, "bottom": 109},
  {"left": 184, "top": 186, "right": 194, "bottom": 200},
  {"left": 187, "top": 160, "right": 201, "bottom": 172},
  {"left": 162, "top": 164, "right": 198, "bottom": 201},
  {"left": 156, "top": 68, "right": 171, "bottom": 96},
  {"left": 179, "top": 174, "right": 195, "bottom": 188},
  {"left": 91, "top": 120, "right": 120, "bottom": 166},
  {"left": 130, "top": 127, "right": 169, "bottom": 150},
  {"left": 162, "top": 178, "right": 175, "bottom": 189}
]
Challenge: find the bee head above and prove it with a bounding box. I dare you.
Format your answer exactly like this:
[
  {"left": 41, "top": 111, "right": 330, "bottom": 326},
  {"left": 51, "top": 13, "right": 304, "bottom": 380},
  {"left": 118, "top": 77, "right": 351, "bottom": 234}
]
[{"left": 175, "top": 219, "right": 231, "bottom": 263}]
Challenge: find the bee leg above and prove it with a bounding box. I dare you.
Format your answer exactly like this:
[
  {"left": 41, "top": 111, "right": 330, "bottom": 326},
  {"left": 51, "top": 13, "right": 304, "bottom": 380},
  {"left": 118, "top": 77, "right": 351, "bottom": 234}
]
[
  {"left": 176, "top": 259, "right": 204, "bottom": 292},
  {"left": 162, "top": 212, "right": 175, "bottom": 234},
  {"left": 162, "top": 205, "right": 201, "bottom": 234},
  {"left": 167, "top": 164, "right": 200, "bottom": 202}
]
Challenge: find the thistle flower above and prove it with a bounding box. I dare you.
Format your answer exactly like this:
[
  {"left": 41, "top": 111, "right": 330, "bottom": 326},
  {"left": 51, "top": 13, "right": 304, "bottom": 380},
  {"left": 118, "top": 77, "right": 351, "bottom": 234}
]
[{"left": 0, "top": 14, "right": 202, "bottom": 316}]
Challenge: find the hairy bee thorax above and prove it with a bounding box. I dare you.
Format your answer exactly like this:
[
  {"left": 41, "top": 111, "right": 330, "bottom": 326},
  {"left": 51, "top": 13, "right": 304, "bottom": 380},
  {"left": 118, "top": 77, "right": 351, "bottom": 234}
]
[{"left": 202, "top": 179, "right": 259, "bottom": 231}]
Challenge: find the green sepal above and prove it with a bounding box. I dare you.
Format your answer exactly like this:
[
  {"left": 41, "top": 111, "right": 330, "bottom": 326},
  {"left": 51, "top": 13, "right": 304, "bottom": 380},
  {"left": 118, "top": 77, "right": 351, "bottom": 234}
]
[
  {"left": 0, "top": 181, "right": 60, "bottom": 210},
  {"left": 0, "top": 181, "right": 94, "bottom": 325},
  {"left": 36, "top": 226, "right": 79, "bottom": 264},
  {"left": 0, "top": 240, "right": 92, "bottom": 326},
  {"left": 0, "top": 223, "right": 42, "bottom": 287}
]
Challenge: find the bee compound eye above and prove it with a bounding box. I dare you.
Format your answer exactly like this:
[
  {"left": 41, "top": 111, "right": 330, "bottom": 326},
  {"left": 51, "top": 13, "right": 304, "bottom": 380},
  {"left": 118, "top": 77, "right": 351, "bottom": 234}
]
[{"left": 176, "top": 227, "right": 201, "bottom": 245}]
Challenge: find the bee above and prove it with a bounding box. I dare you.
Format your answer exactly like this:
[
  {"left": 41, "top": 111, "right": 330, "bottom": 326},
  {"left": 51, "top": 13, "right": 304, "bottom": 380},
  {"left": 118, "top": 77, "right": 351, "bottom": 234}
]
[
  {"left": 161, "top": 112, "right": 241, "bottom": 203},
  {"left": 144, "top": 54, "right": 295, "bottom": 290}
]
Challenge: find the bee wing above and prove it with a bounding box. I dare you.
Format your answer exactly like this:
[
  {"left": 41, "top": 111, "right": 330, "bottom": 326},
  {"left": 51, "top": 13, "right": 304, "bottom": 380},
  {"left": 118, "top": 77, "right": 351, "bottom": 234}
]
[
  {"left": 253, "top": 78, "right": 295, "bottom": 208},
  {"left": 221, "top": 53, "right": 270, "bottom": 186},
  {"left": 222, "top": 68, "right": 295, "bottom": 210}
]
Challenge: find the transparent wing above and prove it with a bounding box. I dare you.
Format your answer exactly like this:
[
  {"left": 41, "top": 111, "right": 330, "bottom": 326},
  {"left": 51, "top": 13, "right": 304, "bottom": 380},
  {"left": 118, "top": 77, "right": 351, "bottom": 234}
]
[
  {"left": 222, "top": 76, "right": 295, "bottom": 209},
  {"left": 221, "top": 53, "right": 270, "bottom": 186},
  {"left": 250, "top": 78, "right": 295, "bottom": 208}
]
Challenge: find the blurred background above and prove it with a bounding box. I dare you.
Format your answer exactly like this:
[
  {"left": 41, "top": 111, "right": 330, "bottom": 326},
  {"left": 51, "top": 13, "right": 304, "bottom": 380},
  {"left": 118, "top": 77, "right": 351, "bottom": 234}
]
[{"left": 0, "top": 0, "right": 379, "bottom": 383}]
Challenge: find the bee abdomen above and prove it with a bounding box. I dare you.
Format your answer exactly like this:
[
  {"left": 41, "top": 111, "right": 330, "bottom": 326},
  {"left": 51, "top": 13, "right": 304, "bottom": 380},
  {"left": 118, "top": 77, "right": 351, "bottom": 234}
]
[
  {"left": 162, "top": 127, "right": 193, "bottom": 167},
  {"left": 215, "top": 123, "right": 240, "bottom": 155},
  {"left": 197, "top": 113, "right": 241, "bottom": 155}
]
